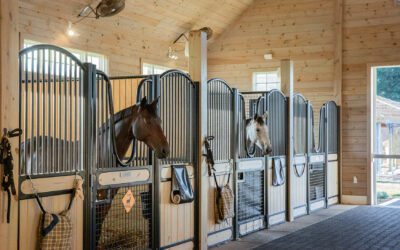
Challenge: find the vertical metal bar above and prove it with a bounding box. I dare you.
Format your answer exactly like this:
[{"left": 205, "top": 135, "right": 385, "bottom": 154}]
[
  {"left": 58, "top": 52, "right": 62, "bottom": 173},
  {"left": 152, "top": 74, "right": 161, "bottom": 250},
  {"left": 24, "top": 53, "right": 28, "bottom": 175},
  {"left": 47, "top": 49, "right": 51, "bottom": 174},
  {"left": 63, "top": 54, "right": 67, "bottom": 172},
  {"left": 41, "top": 49, "right": 46, "bottom": 173},
  {"left": 52, "top": 51, "right": 56, "bottom": 174},
  {"left": 306, "top": 101, "right": 311, "bottom": 215},
  {"left": 69, "top": 58, "right": 72, "bottom": 172},
  {"left": 30, "top": 50, "right": 34, "bottom": 174},
  {"left": 232, "top": 88, "right": 239, "bottom": 239},
  {"left": 19, "top": 53, "right": 24, "bottom": 175},
  {"left": 325, "top": 104, "right": 329, "bottom": 208},
  {"left": 83, "top": 63, "right": 95, "bottom": 250},
  {"left": 74, "top": 63, "right": 77, "bottom": 171}
]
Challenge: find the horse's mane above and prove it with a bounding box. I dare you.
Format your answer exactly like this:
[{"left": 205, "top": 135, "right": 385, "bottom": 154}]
[
  {"left": 98, "top": 105, "right": 135, "bottom": 134},
  {"left": 113, "top": 105, "right": 135, "bottom": 123}
]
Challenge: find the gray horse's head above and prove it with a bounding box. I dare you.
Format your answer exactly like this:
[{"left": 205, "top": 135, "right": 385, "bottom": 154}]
[{"left": 246, "top": 112, "right": 272, "bottom": 155}]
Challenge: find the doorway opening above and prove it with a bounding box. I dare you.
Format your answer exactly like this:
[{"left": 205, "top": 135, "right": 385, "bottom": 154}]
[{"left": 370, "top": 65, "right": 400, "bottom": 206}]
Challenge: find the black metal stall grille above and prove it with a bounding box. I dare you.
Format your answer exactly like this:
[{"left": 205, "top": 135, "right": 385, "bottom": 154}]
[
  {"left": 96, "top": 185, "right": 152, "bottom": 250},
  {"left": 238, "top": 92, "right": 265, "bottom": 158},
  {"left": 267, "top": 90, "right": 287, "bottom": 157},
  {"left": 159, "top": 71, "right": 197, "bottom": 165},
  {"left": 327, "top": 101, "right": 339, "bottom": 154},
  {"left": 294, "top": 94, "right": 308, "bottom": 155},
  {"left": 237, "top": 170, "right": 265, "bottom": 222},
  {"left": 207, "top": 79, "right": 234, "bottom": 163},
  {"left": 19, "top": 45, "right": 85, "bottom": 177}
]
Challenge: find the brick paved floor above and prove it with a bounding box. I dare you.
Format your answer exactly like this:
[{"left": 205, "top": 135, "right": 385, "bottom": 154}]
[
  {"left": 254, "top": 206, "right": 400, "bottom": 250},
  {"left": 212, "top": 205, "right": 400, "bottom": 250}
]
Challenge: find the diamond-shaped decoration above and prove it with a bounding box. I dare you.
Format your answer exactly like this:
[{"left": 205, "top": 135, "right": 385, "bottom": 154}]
[{"left": 122, "top": 190, "right": 135, "bottom": 213}]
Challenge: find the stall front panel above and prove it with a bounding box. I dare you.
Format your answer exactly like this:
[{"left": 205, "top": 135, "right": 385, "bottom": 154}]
[
  {"left": 235, "top": 93, "right": 266, "bottom": 237},
  {"left": 206, "top": 79, "right": 235, "bottom": 247},
  {"left": 292, "top": 94, "right": 308, "bottom": 218}
]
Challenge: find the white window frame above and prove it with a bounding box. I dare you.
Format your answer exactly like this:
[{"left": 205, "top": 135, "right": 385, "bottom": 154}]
[
  {"left": 23, "top": 40, "right": 108, "bottom": 73},
  {"left": 142, "top": 62, "right": 170, "bottom": 75},
  {"left": 252, "top": 71, "right": 281, "bottom": 91}
]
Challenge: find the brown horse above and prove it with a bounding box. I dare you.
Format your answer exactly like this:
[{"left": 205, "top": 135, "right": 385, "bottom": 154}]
[{"left": 112, "top": 96, "right": 169, "bottom": 161}]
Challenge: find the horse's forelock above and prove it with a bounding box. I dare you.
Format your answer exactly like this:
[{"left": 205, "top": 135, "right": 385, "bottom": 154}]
[{"left": 256, "top": 116, "right": 265, "bottom": 125}]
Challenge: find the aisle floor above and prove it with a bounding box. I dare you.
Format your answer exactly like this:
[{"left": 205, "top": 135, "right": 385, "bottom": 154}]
[{"left": 211, "top": 205, "right": 357, "bottom": 250}]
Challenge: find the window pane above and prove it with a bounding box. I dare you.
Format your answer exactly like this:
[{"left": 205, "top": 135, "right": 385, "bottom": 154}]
[
  {"left": 267, "top": 73, "right": 278, "bottom": 82},
  {"left": 256, "top": 84, "right": 267, "bottom": 91},
  {"left": 256, "top": 73, "right": 267, "bottom": 84}
]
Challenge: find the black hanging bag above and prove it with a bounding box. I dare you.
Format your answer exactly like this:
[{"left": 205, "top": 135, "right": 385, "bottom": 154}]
[{"left": 170, "top": 165, "right": 194, "bottom": 204}]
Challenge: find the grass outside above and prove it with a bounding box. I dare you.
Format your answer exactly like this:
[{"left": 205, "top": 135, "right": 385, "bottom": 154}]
[{"left": 377, "top": 181, "right": 400, "bottom": 204}]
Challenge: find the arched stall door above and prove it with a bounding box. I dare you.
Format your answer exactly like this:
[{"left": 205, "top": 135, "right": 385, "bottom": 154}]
[{"left": 291, "top": 94, "right": 309, "bottom": 219}]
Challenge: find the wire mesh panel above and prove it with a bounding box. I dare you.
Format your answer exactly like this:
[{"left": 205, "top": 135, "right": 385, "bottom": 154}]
[
  {"left": 309, "top": 164, "right": 325, "bottom": 201},
  {"left": 159, "top": 70, "right": 197, "bottom": 165},
  {"left": 19, "top": 45, "right": 85, "bottom": 176},
  {"left": 237, "top": 170, "right": 265, "bottom": 222},
  {"left": 96, "top": 185, "right": 152, "bottom": 250},
  {"left": 207, "top": 79, "right": 234, "bottom": 163}
]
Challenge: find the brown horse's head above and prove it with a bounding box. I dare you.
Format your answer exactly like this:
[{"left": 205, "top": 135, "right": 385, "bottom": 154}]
[
  {"left": 246, "top": 112, "right": 272, "bottom": 155},
  {"left": 132, "top": 97, "right": 169, "bottom": 159}
]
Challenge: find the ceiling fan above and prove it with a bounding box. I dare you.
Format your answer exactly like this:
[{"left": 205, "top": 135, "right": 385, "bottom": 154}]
[{"left": 78, "top": 0, "right": 125, "bottom": 19}]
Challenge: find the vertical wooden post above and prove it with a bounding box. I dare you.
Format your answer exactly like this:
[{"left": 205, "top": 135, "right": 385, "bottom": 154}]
[
  {"left": 189, "top": 30, "right": 208, "bottom": 250},
  {"left": 0, "top": 0, "right": 19, "bottom": 249},
  {"left": 281, "top": 59, "right": 294, "bottom": 221},
  {"left": 333, "top": 0, "right": 343, "bottom": 204}
]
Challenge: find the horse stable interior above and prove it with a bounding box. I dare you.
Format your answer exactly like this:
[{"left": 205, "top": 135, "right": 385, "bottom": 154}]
[{"left": 1, "top": 0, "right": 400, "bottom": 249}]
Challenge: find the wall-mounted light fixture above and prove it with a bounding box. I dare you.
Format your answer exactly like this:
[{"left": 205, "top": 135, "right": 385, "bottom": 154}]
[{"left": 168, "top": 47, "right": 178, "bottom": 60}]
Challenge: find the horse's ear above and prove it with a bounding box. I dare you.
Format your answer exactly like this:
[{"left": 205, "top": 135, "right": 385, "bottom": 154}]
[
  {"left": 262, "top": 112, "right": 268, "bottom": 120},
  {"left": 151, "top": 96, "right": 160, "bottom": 109},
  {"left": 140, "top": 97, "right": 147, "bottom": 107},
  {"left": 253, "top": 113, "right": 258, "bottom": 120}
]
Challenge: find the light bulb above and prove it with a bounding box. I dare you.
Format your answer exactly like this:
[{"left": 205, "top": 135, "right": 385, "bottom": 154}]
[{"left": 67, "top": 21, "right": 75, "bottom": 36}]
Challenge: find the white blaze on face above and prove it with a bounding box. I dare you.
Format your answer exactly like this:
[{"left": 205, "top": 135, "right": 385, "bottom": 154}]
[
  {"left": 245, "top": 112, "right": 273, "bottom": 155},
  {"left": 246, "top": 119, "right": 258, "bottom": 143}
]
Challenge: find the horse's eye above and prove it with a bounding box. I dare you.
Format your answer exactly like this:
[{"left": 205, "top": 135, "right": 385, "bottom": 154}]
[{"left": 256, "top": 128, "right": 260, "bottom": 132}]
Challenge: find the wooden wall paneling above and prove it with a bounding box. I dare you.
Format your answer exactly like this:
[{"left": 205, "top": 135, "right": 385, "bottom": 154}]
[
  {"left": 0, "top": 0, "right": 19, "bottom": 249},
  {"left": 342, "top": 0, "right": 400, "bottom": 201}
]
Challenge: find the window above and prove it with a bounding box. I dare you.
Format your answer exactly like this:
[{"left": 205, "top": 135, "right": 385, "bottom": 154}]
[
  {"left": 252, "top": 71, "right": 281, "bottom": 91},
  {"left": 142, "top": 63, "right": 170, "bottom": 75},
  {"left": 23, "top": 40, "right": 108, "bottom": 73}
]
